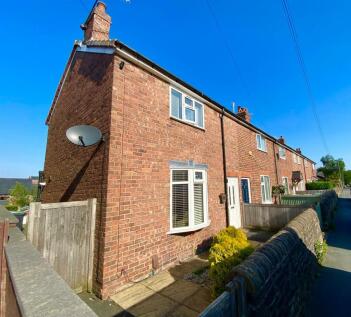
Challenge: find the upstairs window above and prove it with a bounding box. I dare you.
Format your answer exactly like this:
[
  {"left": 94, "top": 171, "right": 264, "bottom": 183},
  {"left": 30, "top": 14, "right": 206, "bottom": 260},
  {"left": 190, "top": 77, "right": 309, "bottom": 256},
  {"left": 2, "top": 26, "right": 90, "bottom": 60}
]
[
  {"left": 256, "top": 134, "right": 267, "bottom": 152},
  {"left": 293, "top": 154, "right": 297, "bottom": 163},
  {"left": 260, "top": 175, "right": 272, "bottom": 203},
  {"left": 170, "top": 169, "right": 208, "bottom": 233},
  {"left": 278, "top": 147, "right": 286, "bottom": 159},
  {"left": 170, "top": 87, "right": 204, "bottom": 128},
  {"left": 312, "top": 164, "right": 315, "bottom": 170},
  {"left": 297, "top": 156, "right": 301, "bottom": 164}
]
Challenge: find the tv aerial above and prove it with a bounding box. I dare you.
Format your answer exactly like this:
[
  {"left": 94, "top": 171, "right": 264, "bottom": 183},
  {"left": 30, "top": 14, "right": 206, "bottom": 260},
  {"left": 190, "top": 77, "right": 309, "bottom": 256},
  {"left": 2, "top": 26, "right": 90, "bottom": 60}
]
[{"left": 66, "top": 125, "right": 103, "bottom": 147}]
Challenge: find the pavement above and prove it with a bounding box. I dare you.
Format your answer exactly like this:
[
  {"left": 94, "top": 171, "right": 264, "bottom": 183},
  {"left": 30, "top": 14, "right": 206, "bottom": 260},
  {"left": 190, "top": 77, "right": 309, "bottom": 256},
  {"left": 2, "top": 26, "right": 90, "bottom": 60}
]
[
  {"left": 110, "top": 253, "right": 211, "bottom": 317},
  {"left": 306, "top": 189, "right": 351, "bottom": 317},
  {"left": 80, "top": 252, "right": 212, "bottom": 317}
]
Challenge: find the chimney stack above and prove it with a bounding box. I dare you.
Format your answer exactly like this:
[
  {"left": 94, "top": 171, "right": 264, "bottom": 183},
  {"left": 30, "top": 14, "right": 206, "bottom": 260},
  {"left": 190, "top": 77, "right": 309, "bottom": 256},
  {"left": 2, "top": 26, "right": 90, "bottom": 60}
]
[
  {"left": 236, "top": 106, "right": 251, "bottom": 123},
  {"left": 277, "top": 136, "right": 285, "bottom": 145},
  {"left": 81, "top": 2, "right": 111, "bottom": 41},
  {"left": 296, "top": 148, "right": 302, "bottom": 154}
]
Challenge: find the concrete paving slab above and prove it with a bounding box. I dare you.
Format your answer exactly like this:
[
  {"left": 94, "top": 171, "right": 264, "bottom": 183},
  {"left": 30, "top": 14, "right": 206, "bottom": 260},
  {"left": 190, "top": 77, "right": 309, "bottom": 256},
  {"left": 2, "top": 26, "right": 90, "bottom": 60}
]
[
  {"left": 127, "top": 293, "right": 177, "bottom": 317},
  {"left": 159, "top": 279, "right": 200, "bottom": 303},
  {"left": 140, "top": 271, "right": 176, "bottom": 291},
  {"left": 183, "top": 286, "right": 213, "bottom": 313},
  {"left": 169, "top": 305, "right": 198, "bottom": 317},
  {"left": 111, "top": 283, "right": 155, "bottom": 310}
]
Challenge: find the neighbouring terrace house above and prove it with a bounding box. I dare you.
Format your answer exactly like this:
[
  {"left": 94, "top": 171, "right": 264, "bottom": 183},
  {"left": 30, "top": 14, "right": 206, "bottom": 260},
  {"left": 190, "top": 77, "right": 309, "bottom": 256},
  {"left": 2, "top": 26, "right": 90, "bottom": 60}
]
[{"left": 41, "top": 2, "right": 317, "bottom": 298}]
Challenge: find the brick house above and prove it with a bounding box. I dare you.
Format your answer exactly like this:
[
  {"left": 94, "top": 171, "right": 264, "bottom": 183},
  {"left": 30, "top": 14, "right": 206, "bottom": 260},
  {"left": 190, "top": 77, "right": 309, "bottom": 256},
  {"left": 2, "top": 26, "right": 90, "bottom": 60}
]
[{"left": 42, "top": 2, "right": 317, "bottom": 298}]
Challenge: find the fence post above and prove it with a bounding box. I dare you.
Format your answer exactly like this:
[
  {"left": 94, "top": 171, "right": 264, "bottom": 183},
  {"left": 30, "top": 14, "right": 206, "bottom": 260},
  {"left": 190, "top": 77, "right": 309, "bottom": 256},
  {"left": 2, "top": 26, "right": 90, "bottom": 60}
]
[
  {"left": 0, "top": 219, "right": 9, "bottom": 316},
  {"left": 87, "top": 198, "right": 97, "bottom": 292},
  {"left": 27, "top": 202, "right": 41, "bottom": 243}
]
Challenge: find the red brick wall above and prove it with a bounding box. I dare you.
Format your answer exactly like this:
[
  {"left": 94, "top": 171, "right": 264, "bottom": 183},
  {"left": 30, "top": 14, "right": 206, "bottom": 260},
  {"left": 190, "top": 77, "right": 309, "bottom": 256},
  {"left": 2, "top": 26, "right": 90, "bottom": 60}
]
[
  {"left": 99, "top": 55, "right": 229, "bottom": 297},
  {"left": 234, "top": 124, "right": 277, "bottom": 203},
  {"left": 41, "top": 51, "right": 115, "bottom": 294},
  {"left": 42, "top": 49, "right": 317, "bottom": 298}
]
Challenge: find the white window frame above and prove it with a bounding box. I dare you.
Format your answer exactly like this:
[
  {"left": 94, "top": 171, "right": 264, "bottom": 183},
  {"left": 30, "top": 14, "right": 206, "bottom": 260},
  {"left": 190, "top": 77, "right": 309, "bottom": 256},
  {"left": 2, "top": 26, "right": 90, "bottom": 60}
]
[
  {"left": 293, "top": 153, "right": 297, "bottom": 163},
  {"left": 260, "top": 175, "right": 272, "bottom": 204},
  {"left": 169, "top": 168, "right": 209, "bottom": 234},
  {"left": 297, "top": 156, "right": 301, "bottom": 164},
  {"left": 256, "top": 134, "right": 267, "bottom": 152},
  {"left": 241, "top": 177, "right": 252, "bottom": 203},
  {"left": 312, "top": 163, "right": 315, "bottom": 170},
  {"left": 170, "top": 86, "right": 205, "bottom": 129},
  {"left": 278, "top": 146, "right": 286, "bottom": 160},
  {"left": 282, "top": 176, "right": 289, "bottom": 194}
]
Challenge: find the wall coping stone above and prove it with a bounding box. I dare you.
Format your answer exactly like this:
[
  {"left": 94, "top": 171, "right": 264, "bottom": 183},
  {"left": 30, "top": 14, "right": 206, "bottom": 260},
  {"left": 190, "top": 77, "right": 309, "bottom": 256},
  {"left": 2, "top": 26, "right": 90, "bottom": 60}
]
[
  {"left": 0, "top": 206, "right": 18, "bottom": 225},
  {"left": 5, "top": 227, "right": 97, "bottom": 317}
]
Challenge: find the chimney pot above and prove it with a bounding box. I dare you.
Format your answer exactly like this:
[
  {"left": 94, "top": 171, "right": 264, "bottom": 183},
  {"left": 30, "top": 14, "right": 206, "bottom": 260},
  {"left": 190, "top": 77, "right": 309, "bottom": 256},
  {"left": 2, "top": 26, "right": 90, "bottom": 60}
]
[
  {"left": 83, "top": 1, "right": 111, "bottom": 41},
  {"left": 278, "top": 136, "right": 285, "bottom": 144},
  {"left": 296, "top": 148, "right": 302, "bottom": 154},
  {"left": 236, "top": 106, "right": 251, "bottom": 123}
]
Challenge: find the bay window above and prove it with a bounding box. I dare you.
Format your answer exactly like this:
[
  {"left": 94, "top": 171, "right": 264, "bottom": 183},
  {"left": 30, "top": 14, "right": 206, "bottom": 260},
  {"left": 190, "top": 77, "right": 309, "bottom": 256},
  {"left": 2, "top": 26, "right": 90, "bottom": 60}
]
[{"left": 170, "top": 169, "right": 208, "bottom": 233}]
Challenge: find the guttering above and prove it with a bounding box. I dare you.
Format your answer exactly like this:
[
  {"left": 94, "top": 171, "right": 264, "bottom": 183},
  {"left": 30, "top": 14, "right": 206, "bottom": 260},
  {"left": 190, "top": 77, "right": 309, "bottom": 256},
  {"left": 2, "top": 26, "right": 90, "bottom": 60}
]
[
  {"left": 113, "top": 40, "right": 316, "bottom": 164},
  {"left": 46, "top": 41, "right": 116, "bottom": 125},
  {"left": 220, "top": 109, "right": 230, "bottom": 227}
]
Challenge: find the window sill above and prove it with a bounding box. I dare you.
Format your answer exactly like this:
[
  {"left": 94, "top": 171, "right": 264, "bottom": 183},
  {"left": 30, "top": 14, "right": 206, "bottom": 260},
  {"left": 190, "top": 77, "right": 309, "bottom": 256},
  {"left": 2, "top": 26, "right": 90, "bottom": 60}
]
[
  {"left": 261, "top": 201, "right": 273, "bottom": 204},
  {"left": 167, "top": 220, "right": 211, "bottom": 235},
  {"left": 257, "top": 148, "right": 268, "bottom": 153},
  {"left": 279, "top": 157, "right": 286, "bottom": 160},
  {"left": 170, "top": 116, "right": 205, "bottom": 131}
]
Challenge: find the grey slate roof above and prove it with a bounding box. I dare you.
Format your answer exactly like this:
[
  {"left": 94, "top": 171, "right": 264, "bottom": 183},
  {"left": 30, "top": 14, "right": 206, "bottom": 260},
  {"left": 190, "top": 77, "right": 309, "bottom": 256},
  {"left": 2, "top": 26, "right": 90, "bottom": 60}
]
[{"left": 0, "top": 178, "right": 37, "bottom": 195}]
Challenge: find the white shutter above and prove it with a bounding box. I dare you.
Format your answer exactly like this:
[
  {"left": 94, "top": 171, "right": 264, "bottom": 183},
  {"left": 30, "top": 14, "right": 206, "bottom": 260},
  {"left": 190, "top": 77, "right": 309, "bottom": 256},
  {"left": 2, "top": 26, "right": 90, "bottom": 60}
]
[
  {"left": 194, "top": 183, "right": 204, "bottom": 225},
  {"left": 172, "top": 170, "right": 189, "bottom": 228}
]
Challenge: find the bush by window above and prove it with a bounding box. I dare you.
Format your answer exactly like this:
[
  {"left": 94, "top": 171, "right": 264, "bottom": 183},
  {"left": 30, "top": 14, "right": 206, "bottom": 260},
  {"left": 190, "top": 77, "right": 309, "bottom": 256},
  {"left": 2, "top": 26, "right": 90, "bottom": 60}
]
[
  {"left": 306, "top": 181, "right": 333, "bottom": 190},
  {"left": 209, "top": 227, "right": 253, "bottom": 297}
]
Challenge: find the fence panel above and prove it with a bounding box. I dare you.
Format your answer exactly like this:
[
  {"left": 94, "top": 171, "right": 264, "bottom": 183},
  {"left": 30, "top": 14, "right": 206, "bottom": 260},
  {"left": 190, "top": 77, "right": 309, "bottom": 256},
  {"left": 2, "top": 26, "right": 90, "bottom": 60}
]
[
  {"left": 242, "top": 203, "right": 309, "bottom": 230},
  {"left": 0, "top": 220, "right": 9, "bottom": 316},
  {"left": 281, "top": 194, "right": 321, "bottom": 206},
  {"left": 27, "top": 199, "right": 96, "bottom": 293}
]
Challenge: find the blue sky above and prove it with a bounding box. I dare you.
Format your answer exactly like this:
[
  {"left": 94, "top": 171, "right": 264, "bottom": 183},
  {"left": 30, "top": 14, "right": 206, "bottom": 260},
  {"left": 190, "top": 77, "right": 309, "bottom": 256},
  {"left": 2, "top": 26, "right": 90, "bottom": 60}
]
[{"left": 1, "top": 0, "right": 350, "bottom": 178}]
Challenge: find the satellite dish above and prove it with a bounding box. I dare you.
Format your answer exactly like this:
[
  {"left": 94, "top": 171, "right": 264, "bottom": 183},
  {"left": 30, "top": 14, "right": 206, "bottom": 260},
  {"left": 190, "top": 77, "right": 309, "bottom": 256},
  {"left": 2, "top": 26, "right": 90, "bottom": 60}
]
[{"left": 66, "top": 125, "right": 102, "bottom": 147}]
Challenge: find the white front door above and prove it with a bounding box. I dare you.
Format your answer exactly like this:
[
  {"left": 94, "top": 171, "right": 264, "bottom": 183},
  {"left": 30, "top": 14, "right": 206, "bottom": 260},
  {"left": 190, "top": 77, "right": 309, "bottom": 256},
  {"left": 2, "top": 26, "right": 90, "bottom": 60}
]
[{"left": 227, "top": 177, "right": 241, "bottom": 228}]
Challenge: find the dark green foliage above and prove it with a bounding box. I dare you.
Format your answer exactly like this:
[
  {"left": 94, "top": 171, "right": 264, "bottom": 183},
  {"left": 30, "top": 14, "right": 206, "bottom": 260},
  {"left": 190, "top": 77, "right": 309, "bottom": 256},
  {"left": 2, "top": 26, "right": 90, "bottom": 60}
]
[
  {"left": 306, "top": 181, "right": 333, "bottom": 190},
  {"left": 5, "top": 205, "right": 18, "bottom": 211},
  {"left": 344, "top": 170, "right": 351, "bottom": 186}
]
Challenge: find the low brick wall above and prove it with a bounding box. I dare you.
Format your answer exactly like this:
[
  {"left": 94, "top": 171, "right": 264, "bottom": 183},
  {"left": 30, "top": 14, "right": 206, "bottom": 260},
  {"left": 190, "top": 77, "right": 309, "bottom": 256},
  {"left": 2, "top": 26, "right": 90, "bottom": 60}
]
[{"left": 233, "top": 208, "right": 323, "bottom": 316}]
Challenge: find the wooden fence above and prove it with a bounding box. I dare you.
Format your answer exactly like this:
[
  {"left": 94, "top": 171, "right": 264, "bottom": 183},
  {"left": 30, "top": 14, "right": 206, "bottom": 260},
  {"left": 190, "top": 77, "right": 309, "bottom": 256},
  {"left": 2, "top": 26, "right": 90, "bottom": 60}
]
[
  {"left": 281, "top": 194, "right": 321, "bottom": 206},
  {"left": 0, "top": 220, "right": 9, "bottom": 316},
  {"left": 27, "top": 199, "right": 96, "bottom": 293},
  {"left": 241, "top": 203, "right": 313, "bottom": 230}
]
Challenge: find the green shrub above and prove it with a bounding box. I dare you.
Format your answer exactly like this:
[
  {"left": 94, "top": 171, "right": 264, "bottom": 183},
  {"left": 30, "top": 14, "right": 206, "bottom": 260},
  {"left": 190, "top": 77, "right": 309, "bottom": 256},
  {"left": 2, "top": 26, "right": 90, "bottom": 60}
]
[
  {"left": 306, "top": 181, "right": 333, "bottom": 190},
  {"left": 209, "top": 227, "right": 254, "bottom": 297},
  {"left": 315, "top": 240, "right": 328, "bottom": 264},
  {"left": 5, "top": 205, "right": 18, "bottom": 211}
]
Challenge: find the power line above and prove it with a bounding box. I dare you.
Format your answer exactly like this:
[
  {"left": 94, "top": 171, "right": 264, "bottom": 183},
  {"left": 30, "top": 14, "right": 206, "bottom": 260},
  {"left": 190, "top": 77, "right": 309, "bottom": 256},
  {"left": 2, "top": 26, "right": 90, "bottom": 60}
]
[
  {"left": 280, "top": 0, "right": 330, "bottom": 154},
  {"left": 205, "top": 0, "right": 252, "bottom": 103}
]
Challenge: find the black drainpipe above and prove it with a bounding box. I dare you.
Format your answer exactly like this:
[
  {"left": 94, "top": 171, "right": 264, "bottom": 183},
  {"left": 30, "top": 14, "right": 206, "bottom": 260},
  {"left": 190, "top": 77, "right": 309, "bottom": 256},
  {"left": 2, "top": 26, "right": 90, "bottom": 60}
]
[
  {"left": 220, "top": 109, "right": 230, "bottom": 227},
  {"left": 273, "top": 142, "right": 279, "bottom": 185}
]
